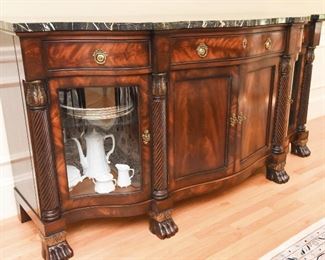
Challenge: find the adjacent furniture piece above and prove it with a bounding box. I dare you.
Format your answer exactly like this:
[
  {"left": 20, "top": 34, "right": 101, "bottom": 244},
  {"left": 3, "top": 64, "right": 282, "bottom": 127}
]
[
  {"left": 0, "top": 15, "right": 322, "bottom": 259},
  {"left": 289, "top": 15, "right": 324, "bottom": 156}
]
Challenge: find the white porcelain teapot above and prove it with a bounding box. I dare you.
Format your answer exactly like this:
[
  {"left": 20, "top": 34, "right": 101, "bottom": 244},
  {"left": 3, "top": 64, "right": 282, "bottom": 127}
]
[{"left": 72, "top": 128, "right": 115, "bottom": 179}]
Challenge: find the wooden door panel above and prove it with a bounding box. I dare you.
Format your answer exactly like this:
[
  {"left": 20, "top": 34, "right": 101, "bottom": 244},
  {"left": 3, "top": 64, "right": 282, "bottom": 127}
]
[
  {"left": 174, "top": 77, "right": 228, "bottom": 177},
  {"left": 238, "top": 58, "right": 279, "bottom": 169},
  {"left": 240, "top": 67, "right": 272, "bottom": 160},
  {"left": 168, "top": 67, "right": 238, "bottom": 190}
]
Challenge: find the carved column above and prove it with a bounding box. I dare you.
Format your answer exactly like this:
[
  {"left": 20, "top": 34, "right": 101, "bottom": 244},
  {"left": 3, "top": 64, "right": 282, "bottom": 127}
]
[
  {"left": 24, "top": 80, "right": 61, "bottom": 222},
  {"left": 267, "top": 56, "right": 292, "bottom": 184},
  {"left": 291, "top": 47, "right": 315, "bottom": 157},
  {"left": 149, "top": 73, "right": 178, "bottom": 239},
  {"left": 24, "top": 80, "right": 73, "bottom": 260},
  {"left": 152, "top": 73, "right": 168, "bottom": 200},
  {"left": 291, "top": 16, "right": 322, "bottom": 157}
]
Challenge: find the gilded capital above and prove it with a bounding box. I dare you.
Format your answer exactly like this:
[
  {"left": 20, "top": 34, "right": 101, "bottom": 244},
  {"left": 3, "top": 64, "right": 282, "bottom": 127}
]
[
  {"left": 24, "top": 80, "right": 48, "bottom": 109},
  {"left": 152, "top": 73, "right": 167, "bottom": 96}
]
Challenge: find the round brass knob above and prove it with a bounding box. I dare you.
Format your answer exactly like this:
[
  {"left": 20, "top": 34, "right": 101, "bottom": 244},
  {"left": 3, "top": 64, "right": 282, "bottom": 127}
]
[
  {"left": 93, "top": 49, "right": 107, "bottom": 65},
  {"left": 264, "top": 38, "right": 272, "bottom": 50},
  {"left": 196, "top": 43, "right": 208, "bottom": 58}
]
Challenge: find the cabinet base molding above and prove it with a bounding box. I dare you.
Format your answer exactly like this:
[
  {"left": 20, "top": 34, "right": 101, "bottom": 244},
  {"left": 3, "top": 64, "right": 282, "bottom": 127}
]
[{"left": 41, "top": 231, "right": 73, "bottom": 260}]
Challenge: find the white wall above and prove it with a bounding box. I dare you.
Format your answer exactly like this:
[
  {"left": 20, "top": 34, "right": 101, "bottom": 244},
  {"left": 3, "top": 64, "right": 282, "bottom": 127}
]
[
  {"left": 308, "top": 24, "right": 325, "bottom": 120},
  {"left": 0, "top": 19, "right": 324, "bottom": 220},
  {"left": 0, "top": 0, "right": 324, "bottom": 22},
  {"left": 0, "top": 33, "right": 34, "bottom": 219}
]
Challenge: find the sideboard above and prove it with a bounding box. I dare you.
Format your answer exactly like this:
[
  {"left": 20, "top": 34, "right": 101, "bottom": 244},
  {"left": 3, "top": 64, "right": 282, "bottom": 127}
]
[{"left": 0, "top": 14, "right": 323, "bottom": 259}]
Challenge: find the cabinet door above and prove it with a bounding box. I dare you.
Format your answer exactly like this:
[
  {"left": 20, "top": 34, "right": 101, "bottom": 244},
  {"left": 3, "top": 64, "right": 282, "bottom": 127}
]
[
  {"left": 48, "top": 75, "right": 151, "bottom": 210},
  {"left": 236, "top": 58, "right": 279, "bottom": 170},
  {"left": 168, "top": 66, "right": 239, "bottom": 190}
]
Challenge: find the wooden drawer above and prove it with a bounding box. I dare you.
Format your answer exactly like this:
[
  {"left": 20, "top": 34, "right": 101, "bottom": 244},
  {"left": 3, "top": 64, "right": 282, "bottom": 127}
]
[
  {"left": 45, "top": 40, "right": 150, "bottom": 70},
  {"left": 171, "top": 30, "right": 286, "bottom": 64}
]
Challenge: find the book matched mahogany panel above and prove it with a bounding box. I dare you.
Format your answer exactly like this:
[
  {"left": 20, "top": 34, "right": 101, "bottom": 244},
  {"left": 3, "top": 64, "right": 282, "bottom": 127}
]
[
  {"left": 171, "top": 30, "right": 285, "bottom": 65},
  {"left": 238, "top": 58, "right": 279, "bottom": 169},
  {"left": 174, "top": 77, "right": 228, "bottom": 175},
  {"left": 46, "top": 40, "right": 150, "bottom": 70},
  {"left": 168, "top": 66, "right": 239, "bottom": 190},
  {"left": 240, "top": 68, "right": 272, "bottom": 159}
]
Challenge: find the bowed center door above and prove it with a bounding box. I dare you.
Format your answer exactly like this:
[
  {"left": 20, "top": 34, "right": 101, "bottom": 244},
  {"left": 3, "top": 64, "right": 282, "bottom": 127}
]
[
  {"left": 168, "top": 66, "right": 239, "bottom": 191},
  {"left": 235, "top": 57, "right": 279, "bottom": 171}
]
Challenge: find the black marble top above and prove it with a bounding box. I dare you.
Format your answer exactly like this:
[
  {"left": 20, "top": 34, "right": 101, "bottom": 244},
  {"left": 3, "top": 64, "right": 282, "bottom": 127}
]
[{"left": 0, "top": 15, "right": 324, "bottom": 34}]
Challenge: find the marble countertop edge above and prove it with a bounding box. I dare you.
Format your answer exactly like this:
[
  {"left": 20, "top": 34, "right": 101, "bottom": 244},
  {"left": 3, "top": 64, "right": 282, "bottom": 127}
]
[{"left": 0, "top": 15, "right": 324, "bottom": 33}]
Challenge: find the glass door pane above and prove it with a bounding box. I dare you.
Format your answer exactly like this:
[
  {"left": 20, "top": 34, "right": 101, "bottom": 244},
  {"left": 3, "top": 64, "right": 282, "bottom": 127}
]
[{"left": 58, "top": 86, "right": 141, "bottom": 197}]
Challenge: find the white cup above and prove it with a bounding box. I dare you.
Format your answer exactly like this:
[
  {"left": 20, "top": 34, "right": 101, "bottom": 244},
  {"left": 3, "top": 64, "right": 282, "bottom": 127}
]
[
  {"left": 92, "top": 175, "right": 116, "bottom": 194},
  {"left": 115, "top": 164, "right": 135, "bottom": 188}
]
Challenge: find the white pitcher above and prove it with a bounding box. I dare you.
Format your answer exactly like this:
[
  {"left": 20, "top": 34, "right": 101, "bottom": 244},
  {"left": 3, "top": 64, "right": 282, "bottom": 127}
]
[
  {"left": 73, "top": 128, "right": 115, "bottom": 179},
  {"left": 115, "top": 164, "right": 135, "bottom": 188}
]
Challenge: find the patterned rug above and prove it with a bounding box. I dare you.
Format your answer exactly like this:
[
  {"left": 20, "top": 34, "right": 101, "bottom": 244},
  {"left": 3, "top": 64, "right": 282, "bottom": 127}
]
[{"left": 260, "top": 218, "right": 325, "bottom": 260}]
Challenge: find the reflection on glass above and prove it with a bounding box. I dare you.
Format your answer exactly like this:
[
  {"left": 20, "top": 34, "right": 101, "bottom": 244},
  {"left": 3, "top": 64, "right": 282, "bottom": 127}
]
[{"left": 58, "top": 86, "right": 141, "bottom": 197}]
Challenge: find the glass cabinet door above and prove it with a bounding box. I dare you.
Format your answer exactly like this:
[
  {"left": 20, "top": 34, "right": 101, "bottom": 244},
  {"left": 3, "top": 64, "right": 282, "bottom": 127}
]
[{"left": 58, "top": 86, "right": 141, "bottom": 197}]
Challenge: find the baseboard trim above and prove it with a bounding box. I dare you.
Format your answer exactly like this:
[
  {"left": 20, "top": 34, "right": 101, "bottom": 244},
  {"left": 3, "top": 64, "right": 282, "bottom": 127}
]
[
  {"left": 0, "top": 151, "right": 31, "bottom": 166},
  {"left": 0, "top": 171, "right": 33, "bottom": 188},
  {"left": 0, "top": 171, "right": 33, "bottom": 219}
]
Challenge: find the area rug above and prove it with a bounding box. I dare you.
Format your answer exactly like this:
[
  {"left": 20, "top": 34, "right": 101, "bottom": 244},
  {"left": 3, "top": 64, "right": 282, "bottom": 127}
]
[{"left": 260, "top": 218, "right": 325, "bottom": 260}]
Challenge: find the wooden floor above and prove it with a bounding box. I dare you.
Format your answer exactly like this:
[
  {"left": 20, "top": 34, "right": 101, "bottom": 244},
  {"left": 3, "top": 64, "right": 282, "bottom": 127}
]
[{"left": 1, "top": 117, "right": 325, "bottom": 260}]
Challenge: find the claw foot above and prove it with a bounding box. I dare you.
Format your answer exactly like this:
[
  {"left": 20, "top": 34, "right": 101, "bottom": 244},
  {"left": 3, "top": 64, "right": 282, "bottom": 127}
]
[
  {"left": 267, "top": 167, "right": 290, "bottom": 184},
  {"left": 149, "top": 209, "right": 178, "bottom": 239},
  {"left": 291, "top": 143, "right": 311, "bottom": 157},
  {"left": 41, "top": 231, "right": 73, "bottom": 260}
]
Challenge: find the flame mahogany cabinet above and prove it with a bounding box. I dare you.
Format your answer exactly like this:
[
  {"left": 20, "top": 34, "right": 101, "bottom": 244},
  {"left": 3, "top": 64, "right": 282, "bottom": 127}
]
[{"left": 4, "top": 15, "right": 322, "bottom": 259}]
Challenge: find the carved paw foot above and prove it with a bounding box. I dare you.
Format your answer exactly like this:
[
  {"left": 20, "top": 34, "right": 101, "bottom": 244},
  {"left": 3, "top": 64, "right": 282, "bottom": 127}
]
[
  {"left": 266, "top": 168, "right": 290, "bottom": 184},
  {"left": 149, "top": 209, "right": 178, "bottom": 239},
  {"left": 150, "top": 217, "right": 178, "bottom": 239},
  {"left": 41, "top": 231, "right": 73, "bottom": 260},
  {"left": 46, "top": 241, "right": 73, "bottom": 260},
  {"left": 291, "top": 143, "right": 311, "bottom": 157}
]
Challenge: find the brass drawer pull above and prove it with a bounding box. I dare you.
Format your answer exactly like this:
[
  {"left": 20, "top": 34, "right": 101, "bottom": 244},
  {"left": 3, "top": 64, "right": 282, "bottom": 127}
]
[
  {"left": 93, "top": 49, "right": 107, "bottom": 65},
  {"left": 242, "top": 38, "right": 248, "bottom": 49},
  {"left": 264, "top": 38, "right": 272, "bottom": 50},
  {"left": 196, "top": 43, "right": 208, "bottom": 58},
  {"left": 142, "top": 129, "right": 150, "bottom": 144}
]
